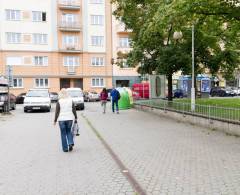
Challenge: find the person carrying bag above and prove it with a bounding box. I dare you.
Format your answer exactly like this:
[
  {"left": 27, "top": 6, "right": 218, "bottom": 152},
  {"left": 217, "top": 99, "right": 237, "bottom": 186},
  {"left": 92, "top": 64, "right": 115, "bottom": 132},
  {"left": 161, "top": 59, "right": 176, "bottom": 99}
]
[{"left": 54, "top": 88, "right": 78, "bottom": 152}]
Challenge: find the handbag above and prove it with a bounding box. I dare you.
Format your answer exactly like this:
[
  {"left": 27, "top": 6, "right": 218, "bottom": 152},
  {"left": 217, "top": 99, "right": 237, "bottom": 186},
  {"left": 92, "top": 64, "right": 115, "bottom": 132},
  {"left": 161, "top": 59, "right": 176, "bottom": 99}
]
[{"left": 71, "top": 121, "right": 79, "bottom": 136}]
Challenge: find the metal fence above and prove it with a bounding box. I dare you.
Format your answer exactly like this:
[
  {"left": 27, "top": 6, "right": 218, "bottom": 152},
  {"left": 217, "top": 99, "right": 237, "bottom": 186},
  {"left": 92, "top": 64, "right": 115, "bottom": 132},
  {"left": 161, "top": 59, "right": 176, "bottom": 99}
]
[{"left": 134, "top": 99, "right": 240, "bottom": 124}]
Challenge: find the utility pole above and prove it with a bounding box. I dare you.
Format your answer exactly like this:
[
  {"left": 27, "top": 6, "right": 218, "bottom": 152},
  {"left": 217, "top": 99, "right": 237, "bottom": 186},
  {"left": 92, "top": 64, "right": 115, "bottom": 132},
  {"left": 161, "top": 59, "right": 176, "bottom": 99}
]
[{"left": 6, "top": 65, "right": 13, "bottom": 113}]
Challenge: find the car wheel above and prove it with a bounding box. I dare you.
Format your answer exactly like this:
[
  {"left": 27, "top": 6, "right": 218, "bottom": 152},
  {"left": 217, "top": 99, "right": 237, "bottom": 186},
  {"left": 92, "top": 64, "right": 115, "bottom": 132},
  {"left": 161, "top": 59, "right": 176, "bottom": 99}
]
[{"left": 24, "top": 108, "right": 27, "bottom": 113}]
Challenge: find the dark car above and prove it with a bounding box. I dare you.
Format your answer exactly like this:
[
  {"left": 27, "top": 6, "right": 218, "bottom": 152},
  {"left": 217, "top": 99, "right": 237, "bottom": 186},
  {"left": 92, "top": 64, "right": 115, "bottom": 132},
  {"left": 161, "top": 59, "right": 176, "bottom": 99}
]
[
  {"left": 210, "top": 87, "right": 226, "bottom": 97},
  {"left": 16, "top": 93, "right": 26, "bottom": 104},
  {"left": 0, "top": 92, "right": 16, "bottom": 111},
  {"left": 173, "top": 89, "right": 186, "bottom": 98}
]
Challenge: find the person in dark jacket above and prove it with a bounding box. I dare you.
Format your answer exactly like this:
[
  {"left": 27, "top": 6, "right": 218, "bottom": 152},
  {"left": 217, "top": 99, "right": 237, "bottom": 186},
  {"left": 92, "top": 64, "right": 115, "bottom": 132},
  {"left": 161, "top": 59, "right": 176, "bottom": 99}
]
[
  {"left": 110, "top": 88, "right": 120, "bottom": 114},
  {"left": 100, "top": 88, "right": 108, "bottom": 114},
  {"left": 54, "top": 88, "right": 77, "bottom": 152}
]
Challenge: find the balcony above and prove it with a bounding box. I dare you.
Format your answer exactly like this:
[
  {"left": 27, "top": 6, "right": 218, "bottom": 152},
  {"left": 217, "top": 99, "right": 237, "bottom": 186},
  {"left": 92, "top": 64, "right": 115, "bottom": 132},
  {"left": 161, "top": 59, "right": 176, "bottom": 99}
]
[
  {"left": 59, "top": 21, "right": 81, "bottom": 32},
  {"left": 58, "top": 0, "right": 80, "bottom": 10},
  {"left": 67, "top": 65, "right": 76, "bottom": 75},
  {"left": 59, "top": 44, "right": 82, "bottom": 53}
]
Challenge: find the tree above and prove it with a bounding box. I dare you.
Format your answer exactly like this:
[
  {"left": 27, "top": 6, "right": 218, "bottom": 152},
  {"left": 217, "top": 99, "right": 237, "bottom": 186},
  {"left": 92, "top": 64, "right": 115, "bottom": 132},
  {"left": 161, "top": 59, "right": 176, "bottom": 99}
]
[{"left": 112, "top": 0, "right": 240, "bottom": 101}]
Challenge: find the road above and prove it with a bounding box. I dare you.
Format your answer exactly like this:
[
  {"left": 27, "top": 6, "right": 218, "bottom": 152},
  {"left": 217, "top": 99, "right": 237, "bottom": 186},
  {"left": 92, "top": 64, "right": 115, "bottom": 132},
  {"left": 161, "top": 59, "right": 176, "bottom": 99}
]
[{"left": 0, "top": 102, "right": 240, "bottom": 195}]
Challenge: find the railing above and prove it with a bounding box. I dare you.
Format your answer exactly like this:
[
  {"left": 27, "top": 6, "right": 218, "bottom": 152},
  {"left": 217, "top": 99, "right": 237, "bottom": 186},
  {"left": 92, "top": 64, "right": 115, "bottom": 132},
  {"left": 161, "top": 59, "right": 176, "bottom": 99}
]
[
  {"left": 59, "top": 21, "right": 81, "bottom": 31},
  {"left": 60, "top": 44, "right": 82, "bottom": 52},
  {"left": 135, "top": 99, "right": 240, "bottom": 124},
  {"left": 58, "top": 0, "right": 80, "bottom": 9}
]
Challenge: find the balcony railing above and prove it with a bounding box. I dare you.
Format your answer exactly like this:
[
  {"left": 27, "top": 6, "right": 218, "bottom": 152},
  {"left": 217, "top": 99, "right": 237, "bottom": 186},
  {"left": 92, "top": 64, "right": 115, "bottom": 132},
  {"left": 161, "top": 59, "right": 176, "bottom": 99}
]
[
  {"left": 58, "top": 0, "right": 80, "bottom": 10},
  {"left": 59, "top": 21, "right": 81, "bottom": 32},
  {"left": 59, "top": 44, "right": 82, "bottom": 53}
]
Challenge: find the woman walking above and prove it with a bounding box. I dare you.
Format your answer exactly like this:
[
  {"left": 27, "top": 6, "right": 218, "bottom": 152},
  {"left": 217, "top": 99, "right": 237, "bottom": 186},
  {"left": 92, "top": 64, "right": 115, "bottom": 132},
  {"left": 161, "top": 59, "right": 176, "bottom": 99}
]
[
  {"left": 54, "top": 88, "right": 77, "bottom": 152},
  {"left": 100, "top": 88, "right": 108, "bottom": 114}
]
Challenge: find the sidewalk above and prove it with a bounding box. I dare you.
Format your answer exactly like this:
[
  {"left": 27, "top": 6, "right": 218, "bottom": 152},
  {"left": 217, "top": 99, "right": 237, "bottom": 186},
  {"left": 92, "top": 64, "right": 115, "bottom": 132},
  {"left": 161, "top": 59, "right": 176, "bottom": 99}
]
[
  {"left": 84, "top": 102, "right": 240, "bottom": 195},
  {"left": 0, "top": 106, "right": 134, "bottom": 195}
]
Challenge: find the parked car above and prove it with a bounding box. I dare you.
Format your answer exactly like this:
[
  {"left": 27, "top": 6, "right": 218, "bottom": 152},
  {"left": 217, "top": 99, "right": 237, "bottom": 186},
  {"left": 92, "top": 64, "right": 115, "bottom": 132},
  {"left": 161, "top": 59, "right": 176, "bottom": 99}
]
[
  {"left": 66, "top": 88, "right": 84, "bottom": 110},
  {"left": 50, "top": 92, "right": 58, "bottom": 102},
  {"left": 225, "top": 87, "right": 235, "bottom": 97},
  {"left": 173, "top": 89, "right": 187, "bottom": 98},
  {"left": 16, "top": 93, "right": 26, "bottom": 104},
  {"left": 83, "top": 91, "right": 100, "bottom": 102},
  {"left": 23, "top": 89, "right": 51, "bottom": 112},
  {"left": 106, "top": 88, "right": 112, "bottom": 101},
  {"left": 232, "top": 87, "right": 240, "bottom": 96},
  {"left": 0, "top": 92, "right": 16, "bottom": 111},
  {"left": 210, "top": 87, "right": 227, "bottom": 97}
]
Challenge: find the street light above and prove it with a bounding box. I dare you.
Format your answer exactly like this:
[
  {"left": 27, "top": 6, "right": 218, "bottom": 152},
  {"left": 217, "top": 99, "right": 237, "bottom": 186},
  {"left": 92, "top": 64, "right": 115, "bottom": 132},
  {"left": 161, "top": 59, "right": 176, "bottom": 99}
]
[
  {"left": 191, "top": 25, "right": 195, "bottom": 111},
  {"left": 173, "top": 27, "right": 195, "bottom": 111},
  {"left": 111, "top": 58, "right": 115, "bottom": 88}
]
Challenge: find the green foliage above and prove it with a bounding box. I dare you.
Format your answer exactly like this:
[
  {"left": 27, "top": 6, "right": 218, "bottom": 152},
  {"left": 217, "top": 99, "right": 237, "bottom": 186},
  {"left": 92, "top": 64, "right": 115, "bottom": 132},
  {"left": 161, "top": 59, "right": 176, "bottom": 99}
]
[{"left": 112, "top": 0, "right": 240, "bottom": 100}]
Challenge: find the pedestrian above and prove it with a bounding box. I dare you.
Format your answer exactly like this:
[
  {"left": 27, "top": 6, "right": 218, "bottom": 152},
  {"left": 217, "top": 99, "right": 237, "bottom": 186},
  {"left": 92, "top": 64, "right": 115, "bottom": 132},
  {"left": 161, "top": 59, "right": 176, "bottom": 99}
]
[
  {"left": 100, "top": 88, "right": 108, "bottom": 114},
  {"left": 110, "top": 88, "right": 120, "bottom": 114},
  {"left": 54, "top": 88, "right": 77, "bottom": 152}
]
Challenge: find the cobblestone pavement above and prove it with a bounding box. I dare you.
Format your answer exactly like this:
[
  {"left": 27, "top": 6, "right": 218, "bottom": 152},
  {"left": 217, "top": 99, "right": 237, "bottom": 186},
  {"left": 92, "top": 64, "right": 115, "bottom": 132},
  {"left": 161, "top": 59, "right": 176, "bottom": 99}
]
[
  {"left": 0, "top": 105, "right": 135, "bottom": 195},
  {"left": 84, "top": 102, "right": 240, "bottom": 195}
]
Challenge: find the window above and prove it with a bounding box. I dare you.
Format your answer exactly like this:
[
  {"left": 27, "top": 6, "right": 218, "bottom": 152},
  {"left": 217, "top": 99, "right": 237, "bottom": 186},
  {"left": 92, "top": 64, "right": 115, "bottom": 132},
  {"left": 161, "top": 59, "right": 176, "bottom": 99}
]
[
  {"left": 91, "top": 36, "right": 104, "bottom": 46},
  {"left": 63, "top": 35, "right": 78, "bottom": 46},
  {"left": 91, "top": 15, "right": 104, "bottom": 25},
  {"left": 63, "top": 56, "right": 79, "bottom": 66},
  {"left": 119, "top": 37, "right": 130, "bottom": 47},
  {"left": 33, "top": 34, "right": 47, "bottom": 44},
  {"left": 6, "top": 57, "right": 22, "bottom": 65},
  {"left": 92, "top": 78, "right": 104, "bottom": 87},
  {"left": 5, "top": 10, "right": 21, "bottom": 21},
  {"left": 62, "top": 14, "right": 77, "bottom": 23},
  {"left": 35, "top": 78, "right": 48, "bottom": 88},
  {"left": 13, "top": 78, "right": 23, "bottom": 88},
  {"left": 34, "top": 56, "right": 48, "bottom": 66},
  {"left": 90, "top": 0, "right": 103, "bottom": 4},
  {"left": 122, "top": 59, "right": 129, "bottom": 68},
  {"left": 6, "top": 32, "right": 21, "bottom": 43},
  {"left": 32, "top": 11, "right": 47, "bottom": 22},
  {"left": 91, "top": 57, "right": 104, "bottom": 66}
]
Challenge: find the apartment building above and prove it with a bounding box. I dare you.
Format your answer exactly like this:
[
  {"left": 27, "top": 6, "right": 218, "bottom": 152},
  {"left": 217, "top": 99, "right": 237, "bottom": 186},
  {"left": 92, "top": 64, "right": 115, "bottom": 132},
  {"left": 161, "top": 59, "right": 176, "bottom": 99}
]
[
  {"left": 0, "top": 0, "right": 113, "bottom": 95},
  {"left": 112, "top": 14, "right": 140, "bottom": 88}
]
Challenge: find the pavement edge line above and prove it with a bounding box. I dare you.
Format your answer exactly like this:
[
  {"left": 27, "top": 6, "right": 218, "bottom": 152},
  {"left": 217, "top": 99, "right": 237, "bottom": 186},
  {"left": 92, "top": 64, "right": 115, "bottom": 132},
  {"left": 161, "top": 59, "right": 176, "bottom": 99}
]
[{"left": 81, "top": 114, "right": 147, "bottom": 195}]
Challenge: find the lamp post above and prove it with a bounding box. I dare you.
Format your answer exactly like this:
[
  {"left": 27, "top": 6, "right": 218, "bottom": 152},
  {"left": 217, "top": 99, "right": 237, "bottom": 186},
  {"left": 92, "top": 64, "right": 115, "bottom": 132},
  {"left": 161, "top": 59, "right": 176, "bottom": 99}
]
[
  {"left": 191, "top": 25, "right": 195, "bottom": 111},
  {"left": 111, "top": 58, "right": 115, "bottom": 88}
]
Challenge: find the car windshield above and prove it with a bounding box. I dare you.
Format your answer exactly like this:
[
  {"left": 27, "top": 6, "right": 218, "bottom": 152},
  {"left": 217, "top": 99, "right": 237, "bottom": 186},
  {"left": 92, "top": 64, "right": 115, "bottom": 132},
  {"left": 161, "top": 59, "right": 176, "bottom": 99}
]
[
  {"left": 27, "top": 90, "right": 49, "bottom": 97},
  {"left": 67, "top": 91, "right": 83, "bottom": 97}
]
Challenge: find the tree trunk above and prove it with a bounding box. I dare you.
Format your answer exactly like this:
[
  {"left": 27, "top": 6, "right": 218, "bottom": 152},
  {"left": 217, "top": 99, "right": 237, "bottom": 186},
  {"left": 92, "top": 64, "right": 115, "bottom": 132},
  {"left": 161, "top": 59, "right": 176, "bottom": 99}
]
[{"left": 167, "top": 74, "right": 173, "bottom": 101}]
